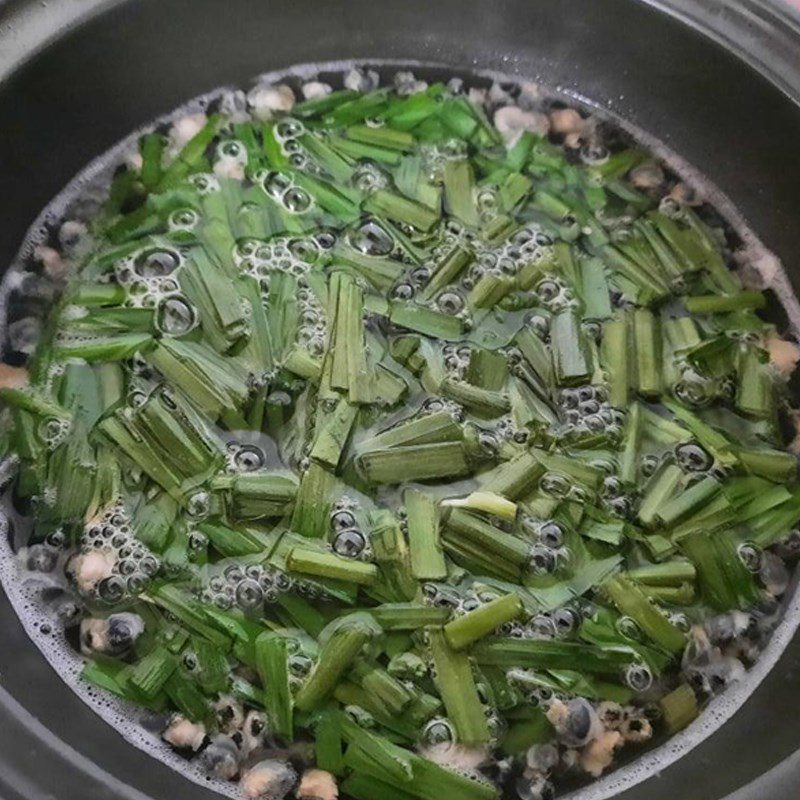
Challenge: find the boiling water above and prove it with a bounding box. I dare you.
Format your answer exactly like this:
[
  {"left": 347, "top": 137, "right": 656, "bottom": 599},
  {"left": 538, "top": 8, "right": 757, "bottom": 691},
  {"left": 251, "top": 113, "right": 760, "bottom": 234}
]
[{"left": 2, "top": 61, "right": 800, "bottom": 800}]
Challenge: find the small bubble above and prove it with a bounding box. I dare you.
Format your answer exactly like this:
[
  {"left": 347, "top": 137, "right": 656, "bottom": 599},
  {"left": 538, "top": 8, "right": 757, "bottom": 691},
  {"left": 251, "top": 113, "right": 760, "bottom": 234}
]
[
  {"left": 234, "top": 445, "right": 266, "bottom": 472},
  {"left": 168, "top": 208, "right": 199, "bottom": 229},
  {"left": 349, "top": 221, "right": 394, "bottom": 256},
  {"left": 421, "top": 717, "right": 455, "bottom": 745},
  {"left": 437, "top": 291, "right": 465, "bottom": 315},
  {"left": 283, "top": 187, "right": 312, "bottom": 213},
  {"left": 186, "top": 491, "right": 211, "bottom": 519},
  {"left": 235, "top": 578, "right": 264, "bottom": 611},
  {"left": 263, "top": 171, "right": 292, "bottom": 198},
  {"left": 134, "top": 248, "right": 179, "bottom": 278},
  {"left": 333, "top": 529, "right": 366, "bottom": 558},
  {"left": 155, "top": 295, "right": 196, "bottom": 336}
]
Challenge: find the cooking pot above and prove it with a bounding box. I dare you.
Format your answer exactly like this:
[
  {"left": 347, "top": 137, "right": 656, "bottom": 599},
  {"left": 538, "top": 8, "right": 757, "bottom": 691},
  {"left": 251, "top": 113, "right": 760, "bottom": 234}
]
[{"left": 1, "top": 1, "right": 800, "bottom": 798}]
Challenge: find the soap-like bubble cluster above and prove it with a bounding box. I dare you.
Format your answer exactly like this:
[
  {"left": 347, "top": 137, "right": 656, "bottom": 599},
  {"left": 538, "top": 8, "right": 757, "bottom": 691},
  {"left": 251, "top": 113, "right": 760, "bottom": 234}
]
[
  {"left": 351, "top": 162, "right": 389, "bottom": 194},
  {"left": 674, "top": 441, "right": 714, "bottom": 473},
  {"left": 421, "top": 716, "right": 456, "bottom": 745},
  {"left": 274, "top": 118, "right": 309, "bottom": 170},
  {"left": 672, "top": 362, "right": 733, "bottom": 407},
  {"left": 442, "top": 343, "right": 471, "bottom": 378},
  {"left": 349, "top": 220, "right": 396, "bottom": 257},
  {"left": 167, "top": 206, "right": 201, "bottom": 236},
  {"left": 255, "top": 166, "right": 314, "bottom": 215},
  {"left": 72, "top": 502, "right": 160, "bottom": 602},
  {"left": 424, "top": 221, "right": 557, "bottom": 309},
  {"left": 295, "top": 281, "right": 326, "bottom": 356},
  {"left": 538, "top": 471, "right": 586, "bottom": 502},
  {"left": 115, "top": 246, "right": 186, "bottom": 311},
  {"left": 234, "top": 235, "right": 320, "bottom": 283},
  {"left": 558, "top": 384, "right": 623, "bottom": 442},
  {"left": 522, "top": 518, "right": 571, "bottom": 575},
  {"left": 421, "top": 581, "right": 463, "bottom": 610},
  {"left": 421, "top": 140, "right": 469, "bottom": 184},
  {"left": 37, "top": 415, "right": 71, "bottom": 451},
  {"left": 200, "top": 561, "right": 291, "bottom": 611},
  {"left": 419, "top": 396, "right": 466, "bottom": 422},
  {"left": 329, "top": 497, "right": 372, "bottom": 561}
]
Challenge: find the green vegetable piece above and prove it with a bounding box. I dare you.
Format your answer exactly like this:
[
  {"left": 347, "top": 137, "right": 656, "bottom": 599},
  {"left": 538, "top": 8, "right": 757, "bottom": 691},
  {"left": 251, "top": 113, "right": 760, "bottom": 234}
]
[
  {"left": 127, "top": 646, "right": 177, "bottom": 699},
  {"left": 659, "top": 683, "right": 699, "bottom": 733},
  {"left": 356, "top": 442, "right": 471, "bottom": 484},
  {"left": 364, "top": 189, "right": 440, "bottom": 232},
  {"left": 550, "top": 308, "right": 590, "bottom": 385},
  {"left": 603, "top": 575, "right": 686, "bottom": 652},
  {"left": 295, "top": 621, "right": 372, "bottom": 711},
  {"left": 287, "top": 547, "right": 378, "bottom": 586},
  {"left": 309, "top": 397, "right": 358, "bottom": 469},
  {"left": 255, "top": 633, "right": 293, "bottom": 740},
  {"left": 444, "top": 593, "right": 523, "bottom": 650},
  {"left": 428, "top": 628, "right": 491, "bottom": 744}
]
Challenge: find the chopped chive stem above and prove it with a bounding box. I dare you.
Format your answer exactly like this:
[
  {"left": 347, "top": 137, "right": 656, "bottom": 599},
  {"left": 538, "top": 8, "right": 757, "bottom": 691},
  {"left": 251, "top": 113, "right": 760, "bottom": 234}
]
[
  {"left": 640, "top": 583, "right": 695, "bottom": 605},
  {"left": 0, "top": 388, "right": 69, "bottom": 420},
  {"left": 479, "top": 452, "right": 546, "bottom": 499},
  {"left": 68, "top": 282, "right": 127, "bottom": 306},
  {"left": 627, "top": 560, "right": 696, "bottom": 586},
  {"left": 309, "top": 397, "right": 358, "bottom": 469},
  {"left": 211, "top": 472, "right": 298, "bottom": 519},
  {"left": 360, "top": 410, "right": 462, "bottom": 451},
  {"left": 445, "top": 508, "right": 530, "bottom": 567},
  {"left": 405, "top": 488, "right": 447, "bottom": 580},
  {"left": 139, "top": 132, "right": 165, "bottom": 190},
  {"left": 738, "top": 447, "right": 797, "bottom": 482},
  {"left": 684, "top": 292, "right": 765, "bottom": 314},
  {"left": 551, "top": 308, "right": 590, "bottom": 385},
  {"left": 370, "top": 603, "right": 451, "bottom": 630},
  {"left": 473, "top": 638, "right": 636, "bottom": 675},
  {"left": 294, "top": 623, "right": 372, "bottom": 711},
  {"left": 443, "top": 159, "right": 479, "bottom": 227},
  {"left": 443, "top": 491, "right": 517, "bottom": 522},
  {"left": 663, "top": 398, "right": 737, "bottom": 467},
  {"left": 439, "top": 378, "right": 510, "bottom": 417},
  {"left": 600, "top": 315, "right": 630, "bottom": 408},
  {"left": 287, "top": 547, "right": 378, "bottom": 585},
  {"left": 356, "top": 442, "right": 471, "bottom": 484},
  {"left": 388, "top": 302, "right": 464, "bottom": 340},
  {"left": 255, "top": 633, "right": 293, "bottom": 740},
  {"left": 369, "top": 511, "right": 418, "bottom": 602},
  {"left": 314, "top": 710, "right": 344, "bottom": 774},
  {"left": 680, "top": 531, "right": 759, "bottom": 610},
  {"left": 420, "top": 245, "right": 474, "bottom": 301},
  {"left": 633, "top": 308, "right": 662, "bottom": 396},
  {"left": 637, "top": 462, "right": 683, "bottom": 527},
  {"left": 363, "top": 189, "right": 440, "bottom": 232},
  {"left": 291, "top": 463, "right": 338, "bottom": 538},
  {"left": 659, "top": 683, "right": 699, "bottom": 733},
  {"left": 735, "top": 345, "right": 774, "bottom": 419},
  {"left": 468, "top": 272, "right": 514, "bottom": 309},
  {"left": 427, "top": 627, "right": 491, "bottom": 744},
  {"left": 444, "top": 593, "right": 523, "bottom": 650},
  {"left": 346, "top": 124, "right": 415, "bottom": 150},
  {"left": 656, "top": 475, "right": 721, "bottom": 527},
  {"left": 603, "top": 575, "right": 686, "bottom": 652},
  {"left": 353, "top": 660, "right": 414, "bottom": 715},
  {"left": 128, "top": 646, "right": 178, "bottom": 699}
]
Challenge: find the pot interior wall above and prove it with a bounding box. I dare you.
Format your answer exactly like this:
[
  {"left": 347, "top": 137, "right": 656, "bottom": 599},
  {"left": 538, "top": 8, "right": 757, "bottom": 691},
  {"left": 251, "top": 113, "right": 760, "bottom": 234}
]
[{"left": 1, "top": 1, "right": 800, "bottom": 799}]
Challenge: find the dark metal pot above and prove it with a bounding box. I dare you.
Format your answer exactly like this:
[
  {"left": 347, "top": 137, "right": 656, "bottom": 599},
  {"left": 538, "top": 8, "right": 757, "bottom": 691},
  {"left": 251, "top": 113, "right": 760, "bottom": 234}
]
[{"left": 1, "top": 1, "right": 800, "bottom": 799}]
